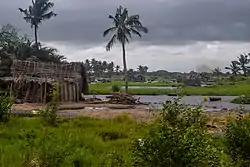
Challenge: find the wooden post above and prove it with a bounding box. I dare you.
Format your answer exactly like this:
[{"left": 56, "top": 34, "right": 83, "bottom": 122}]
[
  {"left": 40, "top": 83, "right": 43, "bottom": 103},
  {"left": 43, "top": 77, "right": 47, "bottom": 103},
  {"left": 72, "top": 83, "right": 76, "bottom": 102},
  {"left": 24, "top": 81, "right": 31, "bottom": 102},
  {"left": 64, "top": 83, "right": 68, "bottom": 102},
  {"left": 76, "top": 82, "right": 80, "bottom": 102},
  {"left": 69, "top": 83, "right": 72, "bottom": 102}
]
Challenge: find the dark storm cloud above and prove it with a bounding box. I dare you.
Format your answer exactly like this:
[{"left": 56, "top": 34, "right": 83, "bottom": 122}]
[{"left": 0, "top": 0, "right": 250, "bottom": 45}]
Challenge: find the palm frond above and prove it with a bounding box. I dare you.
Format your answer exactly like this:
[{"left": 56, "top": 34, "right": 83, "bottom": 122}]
[
  {"left": 108, "top": 15, "right": 119, "bottom": 25},
  {"left": 130, "top": 28, "right": 141, "bottom": 37},
  {"left": 120, "top": 8, "right": 128, "bottom": 23},
  {"left": 123, "top": 27, "right": 132, "bottom": 38},
  {"left": 133, "top": 25, "right": 148, "bottom": 33},
  {"left": 103, "top": 27, "right": 116, "bottom": 37},
  {"left": 41, "top": 11, "right": 57, "bottom": 20},
  {"left": 41, "top": 2, "right": 54, "bottom": 13},
  {"left": 18, "top": 8, "right": 27, "bottom": 13},
  {"left": 106, "top": 34, "right": 116, "bottom": 51}
]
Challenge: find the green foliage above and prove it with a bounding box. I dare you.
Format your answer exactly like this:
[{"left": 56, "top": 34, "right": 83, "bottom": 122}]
[
  {"left": 0, "top": 24, "right": 67, "bottom": 63},
  {"left": 111, "top": 84, "right": 120, "bottom": 93},
  {"left": 0, "top": 94, "right": 13, "bottom": 123},
  {"left": 104, "top": 151, "right": 126, "bottom": 167},
  {"left": 40, "top": 83, "right": 60, "bottom": 126},
  {"left": 0, "top": 116, "right": 143, "bottom": 166},
  {"left": 132, "top": 100, "right": 227, "bottom": 167},
  {"left": 231, "top": 95, "right": 250, "bottom": 104},
  {"left": 22, "top": 130, "right": 72, "bottom": 167},
  {"left": 90, "top": 80, "right": 250, "bottom": 96},
  {"left": 225, "top": 116, "right": 250, "bottom": 166}
]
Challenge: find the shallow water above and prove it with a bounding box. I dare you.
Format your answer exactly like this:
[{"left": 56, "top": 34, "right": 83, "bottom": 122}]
[{"left": 87, "top": 95, "right": 250, "bottom": 111}]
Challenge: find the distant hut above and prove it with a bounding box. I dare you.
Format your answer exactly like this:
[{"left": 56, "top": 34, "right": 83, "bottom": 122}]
[
  {"left": 0, "top": 60, "right": 88, "bottom": 103},
  {"left": 127, "top": 74, "right": 146, "bottom": 82},
  {"left": 182, "top": 72, "right": 201, "bottom": 86}
]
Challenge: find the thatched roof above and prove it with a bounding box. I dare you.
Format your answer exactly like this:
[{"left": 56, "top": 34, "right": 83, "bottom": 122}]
[
  {"left": 11, "top": 60, "right": 81, "bottom": 80},
  {"left": 0, "top": 76, "right": 76, "bottom": 84}
]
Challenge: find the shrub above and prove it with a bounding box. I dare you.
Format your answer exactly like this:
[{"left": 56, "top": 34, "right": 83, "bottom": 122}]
[
  {"left": 231, "top": 95, "right": 250, "bottom": 104},
  {"left": 112, "top": 85, "right": 120, "bottom": 93},
  {"left": 40, "top": 83, "right": 60, "bottom": 126},
  {"left": 132, "top": 100, "right": 227, "bottom": 167},
  {"left": 225, "top": 116, "right": 250, "bottom": 166},
  {"left": 0, "top": 94, "right": 13, "bottom": 123}
]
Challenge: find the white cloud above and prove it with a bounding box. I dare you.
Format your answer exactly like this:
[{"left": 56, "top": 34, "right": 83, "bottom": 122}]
[{"left": 45, "top": 41, "right": 250, "bottom": 72}]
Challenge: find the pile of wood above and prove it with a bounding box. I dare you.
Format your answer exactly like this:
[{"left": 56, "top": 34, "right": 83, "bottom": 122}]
[{"left": 106, "top": 93, "right": 140, "bottom": 105}]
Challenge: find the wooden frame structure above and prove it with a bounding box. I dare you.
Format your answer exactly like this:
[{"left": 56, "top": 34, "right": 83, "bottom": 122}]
[{"left": 0, "top": 60, "right": 86, "bottom": 103}]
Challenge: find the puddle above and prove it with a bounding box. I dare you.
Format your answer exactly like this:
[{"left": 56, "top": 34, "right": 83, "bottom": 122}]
[
  {"left": 84, "top": 106, "right": 136, "bottom": 110},
  {"left": 84, "top": 107, "right": 109, "bottom": 110}
]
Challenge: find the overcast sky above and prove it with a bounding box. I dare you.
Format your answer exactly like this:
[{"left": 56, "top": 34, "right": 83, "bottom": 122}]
[{"left": 1, "top": 0, "right": 250, "bottom": 72}]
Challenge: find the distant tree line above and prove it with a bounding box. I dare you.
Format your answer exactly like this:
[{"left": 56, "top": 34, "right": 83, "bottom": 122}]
[{"left": 83, "top": 58, "right": 149, "bottom": 78}]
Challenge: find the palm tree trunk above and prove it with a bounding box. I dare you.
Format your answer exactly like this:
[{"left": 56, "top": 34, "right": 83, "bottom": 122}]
[
  {"left": 34, "top": 25, "right": 38, "bottom": 50},
  {"left": 122, "top": 42, "right": 128, "bottom": 93}
]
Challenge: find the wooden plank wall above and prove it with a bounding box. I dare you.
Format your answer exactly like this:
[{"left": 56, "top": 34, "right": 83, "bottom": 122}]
[
  {"left": 18, "top": 81, "right": 81, "bottom": 103},
  {"left": 58, "top": 82, "right": 80, "bottom": 102}
]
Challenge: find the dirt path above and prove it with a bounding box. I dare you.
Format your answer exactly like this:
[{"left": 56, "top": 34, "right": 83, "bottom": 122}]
[{"left": 12, "top": 103, "right": 155, "bottom": 122}]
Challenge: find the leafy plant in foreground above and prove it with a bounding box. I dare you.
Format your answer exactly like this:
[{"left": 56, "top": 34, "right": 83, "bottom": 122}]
[
  {"left": 225, "top": 116, "right": 250, "bottom": 166},
  {"left": 231, "top": 95, "right": 250, "bottom": 104},
  {"left": 40, "top": 83, "right": 59, "bottom": 126},
  {"left": 0, "top": 94, "right": 13, "bottom": 123},
  {"left": 112, "top": 84, "right": 120, "bottom": 93},
  {"left": 132, "top": 100, "right": 229, "bottom": 167}
]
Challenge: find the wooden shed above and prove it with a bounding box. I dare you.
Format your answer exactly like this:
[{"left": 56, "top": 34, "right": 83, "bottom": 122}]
[{"left": 0, "top": 60, "right": 88, "bottom": 103}]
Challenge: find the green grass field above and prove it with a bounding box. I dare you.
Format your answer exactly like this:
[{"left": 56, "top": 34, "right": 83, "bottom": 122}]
[
  {"left": 89, "top": 81, "right": 250, "bottom": 96},
  {"left": 0, "top": 115, "right": 148, "bottom": 167}
]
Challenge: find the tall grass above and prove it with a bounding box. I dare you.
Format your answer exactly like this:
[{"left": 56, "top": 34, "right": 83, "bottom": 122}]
[{"left": 0, "top": 116, "right": 148, "bottom": 167}]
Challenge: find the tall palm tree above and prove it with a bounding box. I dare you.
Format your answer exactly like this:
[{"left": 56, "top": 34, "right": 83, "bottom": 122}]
[
  {"left": 115, "top": 65, "right": 120, "bottom": 74},
  {"left": 137, "top": 65, "right": 143, "bottom": 74},
  {"left": 143, "top": 66, "right": 148, "bottom": 74},
  {"left": 237, "top": 54, "right": 250, "bottom": 76},
  {"left": 103, "top": 6, "right": 148, "bottom": 93},
  {"left": 19, "top": 0, "right": 57, "bottom": 50},
  {"left": 225, "top": 61, "right": 241, "bottom": 76}
]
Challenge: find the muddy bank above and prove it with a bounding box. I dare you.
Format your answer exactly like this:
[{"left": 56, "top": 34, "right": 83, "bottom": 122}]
[{"left": 12, "top": 103, "right": 154, "bottom": 122}]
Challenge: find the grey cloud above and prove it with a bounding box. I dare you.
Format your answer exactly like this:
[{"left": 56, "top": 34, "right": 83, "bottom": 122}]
[{"left": 0, "top": 0, "right": 250, "bottom": 46}]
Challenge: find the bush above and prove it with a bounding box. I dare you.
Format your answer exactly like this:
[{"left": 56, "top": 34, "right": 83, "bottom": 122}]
[
  {"left": 132, "top": 100, "right": 228, "bottom": 167},
  {"left": 40, "top": 83, "right": 60, "bottom": 126},
  {"left": 112, "top": 85, "right": 120, "bottom": 93},
  {"left": 225, "top": 116, "right": 250, "bottom": 166},
  {"left": 0, "top": 94, "right": 13, "bottom": 123},
  {"left": 231, "top": 95, "right": 250, "bottom": 104}
]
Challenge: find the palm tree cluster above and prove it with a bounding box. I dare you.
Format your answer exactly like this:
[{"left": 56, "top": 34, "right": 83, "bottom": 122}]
[
  {"left": 84, "top": 59, "right": 117, "bottom": 78},
  {"left": 137, "top": 65, "right": 148, "bottom": 74},
  {"left": 0, "top": 24, "right": 66, "bottom": 63},
  {"left": 225, "top": 54, "right": 250, "bottom": 76}
]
